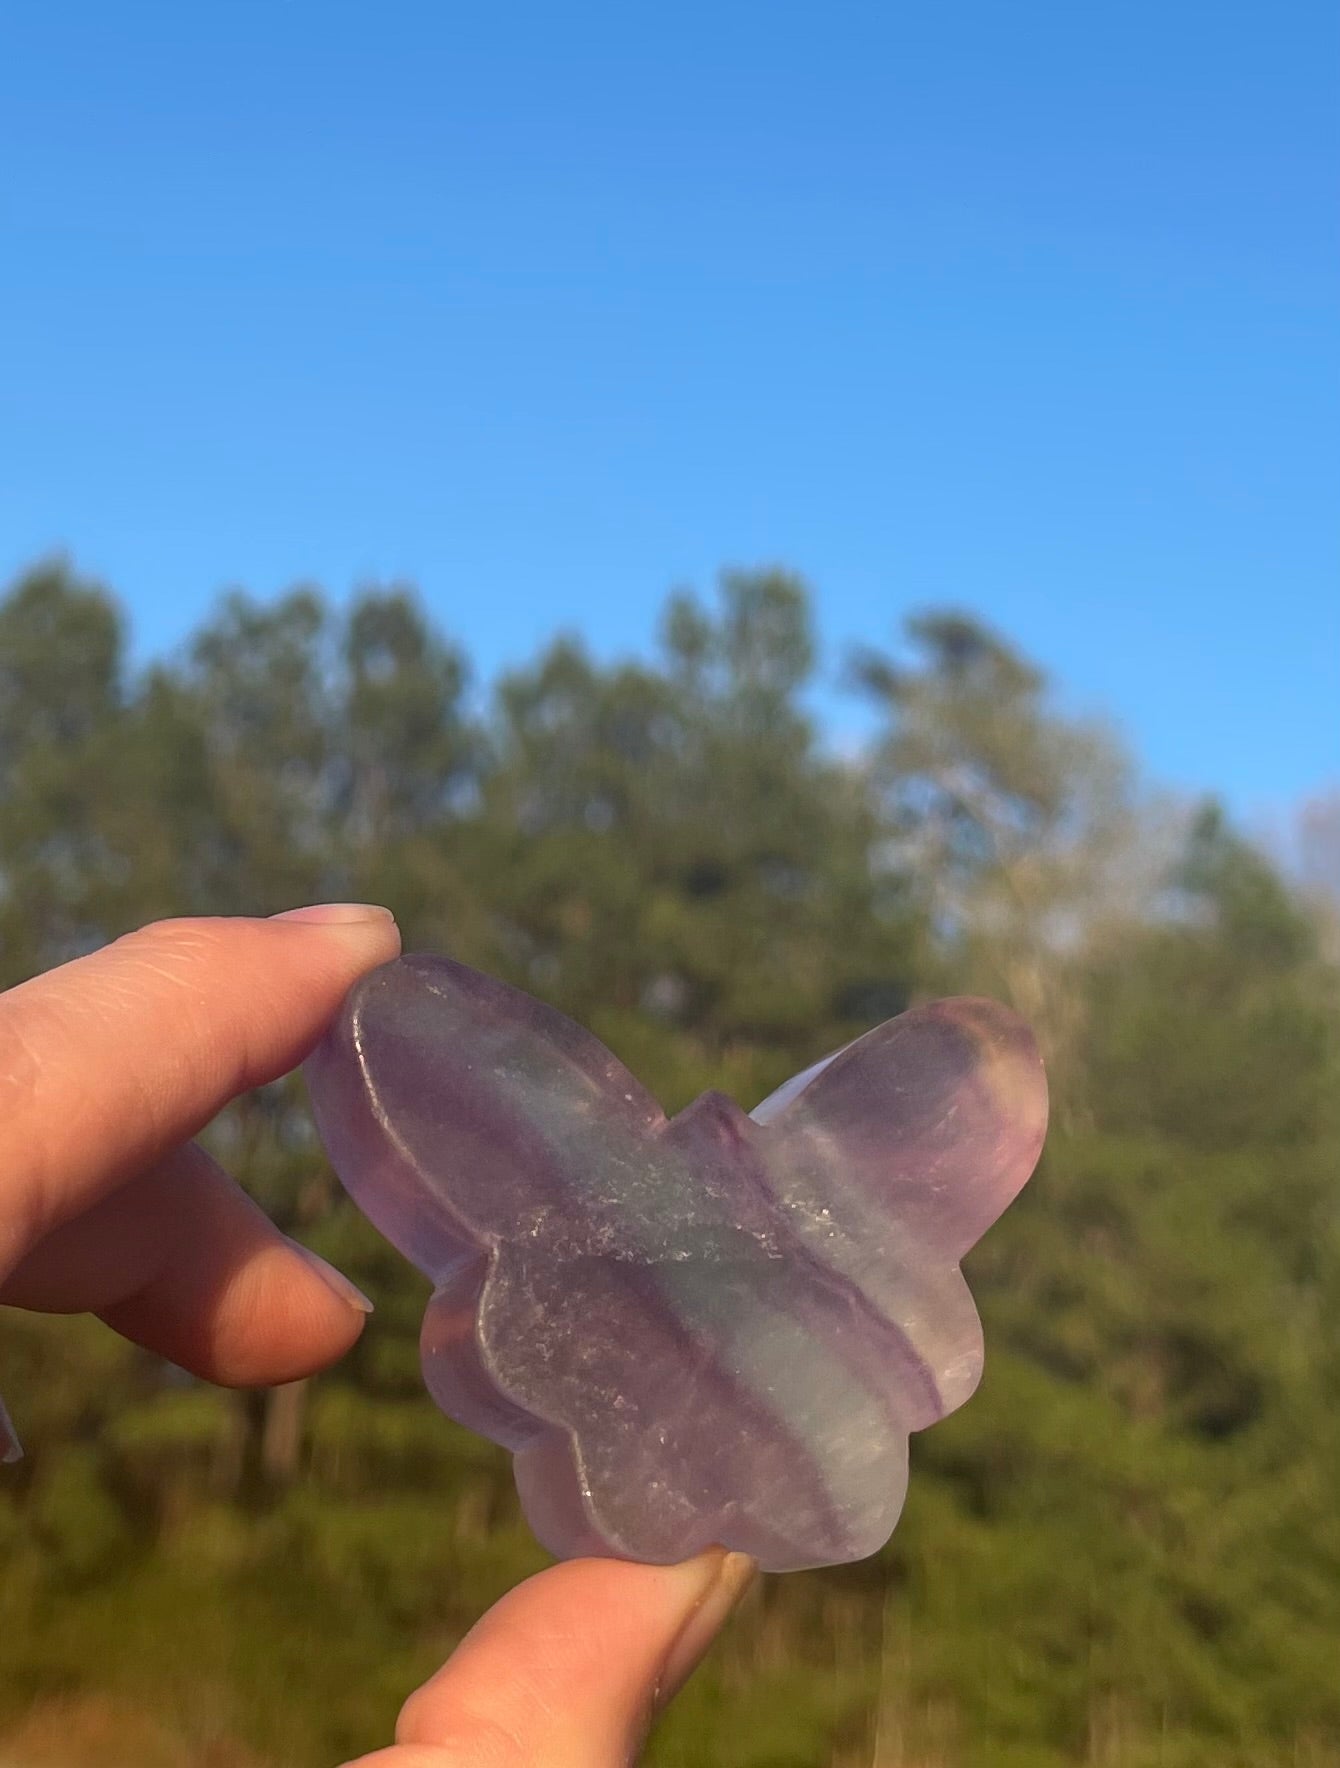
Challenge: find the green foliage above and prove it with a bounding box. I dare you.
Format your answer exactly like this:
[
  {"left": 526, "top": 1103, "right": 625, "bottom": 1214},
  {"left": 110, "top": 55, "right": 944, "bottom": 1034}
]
[{"left": 1, "top": 560, "right": 1337, "bottom": 1765}]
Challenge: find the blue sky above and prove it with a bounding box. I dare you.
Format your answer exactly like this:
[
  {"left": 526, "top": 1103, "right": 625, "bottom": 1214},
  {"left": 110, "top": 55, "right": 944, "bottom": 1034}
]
[{"left": 2, "top": 1, "right": 1336, "bottom": 817}]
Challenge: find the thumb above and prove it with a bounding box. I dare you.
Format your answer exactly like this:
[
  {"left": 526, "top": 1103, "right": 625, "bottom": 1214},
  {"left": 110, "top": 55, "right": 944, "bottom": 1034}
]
[{"left": 343, "top": 1551, "right": 758, "bottom": 1768}]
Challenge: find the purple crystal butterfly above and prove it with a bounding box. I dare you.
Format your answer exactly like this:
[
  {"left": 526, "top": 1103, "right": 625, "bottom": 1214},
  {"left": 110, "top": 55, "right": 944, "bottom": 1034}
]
[{"left": 305, "top": 956, "right": 1047, "bottom": 1572}]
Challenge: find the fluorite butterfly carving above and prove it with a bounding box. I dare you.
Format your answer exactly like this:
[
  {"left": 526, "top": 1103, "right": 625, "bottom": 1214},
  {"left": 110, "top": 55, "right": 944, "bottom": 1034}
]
[{"left": 306, "top": 955, "right": 1047, "bottom": 1572}]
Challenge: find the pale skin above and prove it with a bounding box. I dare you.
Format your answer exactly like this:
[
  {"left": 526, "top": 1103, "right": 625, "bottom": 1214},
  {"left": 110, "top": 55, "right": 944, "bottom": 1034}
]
[{"left": 0, "top": 907, "right": 757, "bottom": 1768}]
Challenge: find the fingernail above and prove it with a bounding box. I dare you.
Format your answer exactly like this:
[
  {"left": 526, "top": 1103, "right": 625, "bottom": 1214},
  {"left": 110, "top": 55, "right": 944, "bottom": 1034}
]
[
  {"left": 288, "top": 1241, "right": 375, "bottom": 1314},
  {"left": 654, "top": 1550, "right": 758, "bottom": 1712},
  {"left": 271, "top": 903, "right": 397, "bottom": 927},
  {"left": 0, "top": 1392, "right": 22, "bottom": 1465}
]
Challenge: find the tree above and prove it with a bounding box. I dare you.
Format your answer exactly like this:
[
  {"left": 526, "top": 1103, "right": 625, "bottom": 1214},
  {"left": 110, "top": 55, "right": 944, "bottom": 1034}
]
[
  {"left": 2, "top": 560, "right": 1339, "bottom": 1768},
  {"left": 0, "top": 560, "right": 129, "bottom": 981},
  {"left": 851, "top": 610, "right": 1153, "bottom": 1105}
]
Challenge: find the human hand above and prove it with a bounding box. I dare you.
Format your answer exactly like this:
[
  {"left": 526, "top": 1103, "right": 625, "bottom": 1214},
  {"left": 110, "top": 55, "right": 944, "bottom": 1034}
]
[{"left": 0, "top": 911, "right": 757, "bottom": 1766}]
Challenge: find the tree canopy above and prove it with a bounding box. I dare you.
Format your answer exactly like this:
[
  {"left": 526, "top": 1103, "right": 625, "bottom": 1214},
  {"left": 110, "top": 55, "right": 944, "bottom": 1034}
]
[{"left": 1, "top": 560, "right": 1336, "bottom": 1768}]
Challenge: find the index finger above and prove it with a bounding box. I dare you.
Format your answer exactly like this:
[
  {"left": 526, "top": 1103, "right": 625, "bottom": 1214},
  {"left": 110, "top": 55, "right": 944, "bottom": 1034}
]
[{"left": 0, "top": 908, "right": 401, "bottom": 1276}]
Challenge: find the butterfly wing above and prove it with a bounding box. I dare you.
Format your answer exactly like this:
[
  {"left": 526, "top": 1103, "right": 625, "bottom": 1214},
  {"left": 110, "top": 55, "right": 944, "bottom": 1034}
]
[
  {"left": 752, "top": 997, "right": 1048, "bottom": 1424},
  {"left": 305, "top": 953, "right": 668, "bottom": 1280}
]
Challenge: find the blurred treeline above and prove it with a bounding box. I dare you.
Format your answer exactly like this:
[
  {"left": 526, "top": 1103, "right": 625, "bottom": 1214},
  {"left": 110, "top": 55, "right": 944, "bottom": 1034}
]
[{"left": 1, "top": 560, "right": 1338, "bottom": 1768}]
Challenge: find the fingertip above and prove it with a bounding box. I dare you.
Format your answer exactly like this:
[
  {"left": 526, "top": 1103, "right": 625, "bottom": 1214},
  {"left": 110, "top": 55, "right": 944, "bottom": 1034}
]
[
  {"left": 1, "top": 912, "right": 405, "bottom": 1264},
  {"left": 181, "top": 1232, "right": 373, "bottom": 1387},
  {"left": 653, "top": 1550, "right": 759, "bottom": 1711},
  {"left": 110, "top": 910, "right": 402, "bottom": 1028},
  {"left": 286, "top": 1238, "right": 375, "bottom": 1314},
  {"left": 269, "top": 902, "right": 402, "bottom": 963},
  {"left": 392, "top": 1551, "right": 757, "bottom": 1766},
  {"left": 82, "top": 1148, "right": 374, "bottom": 1388}
]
